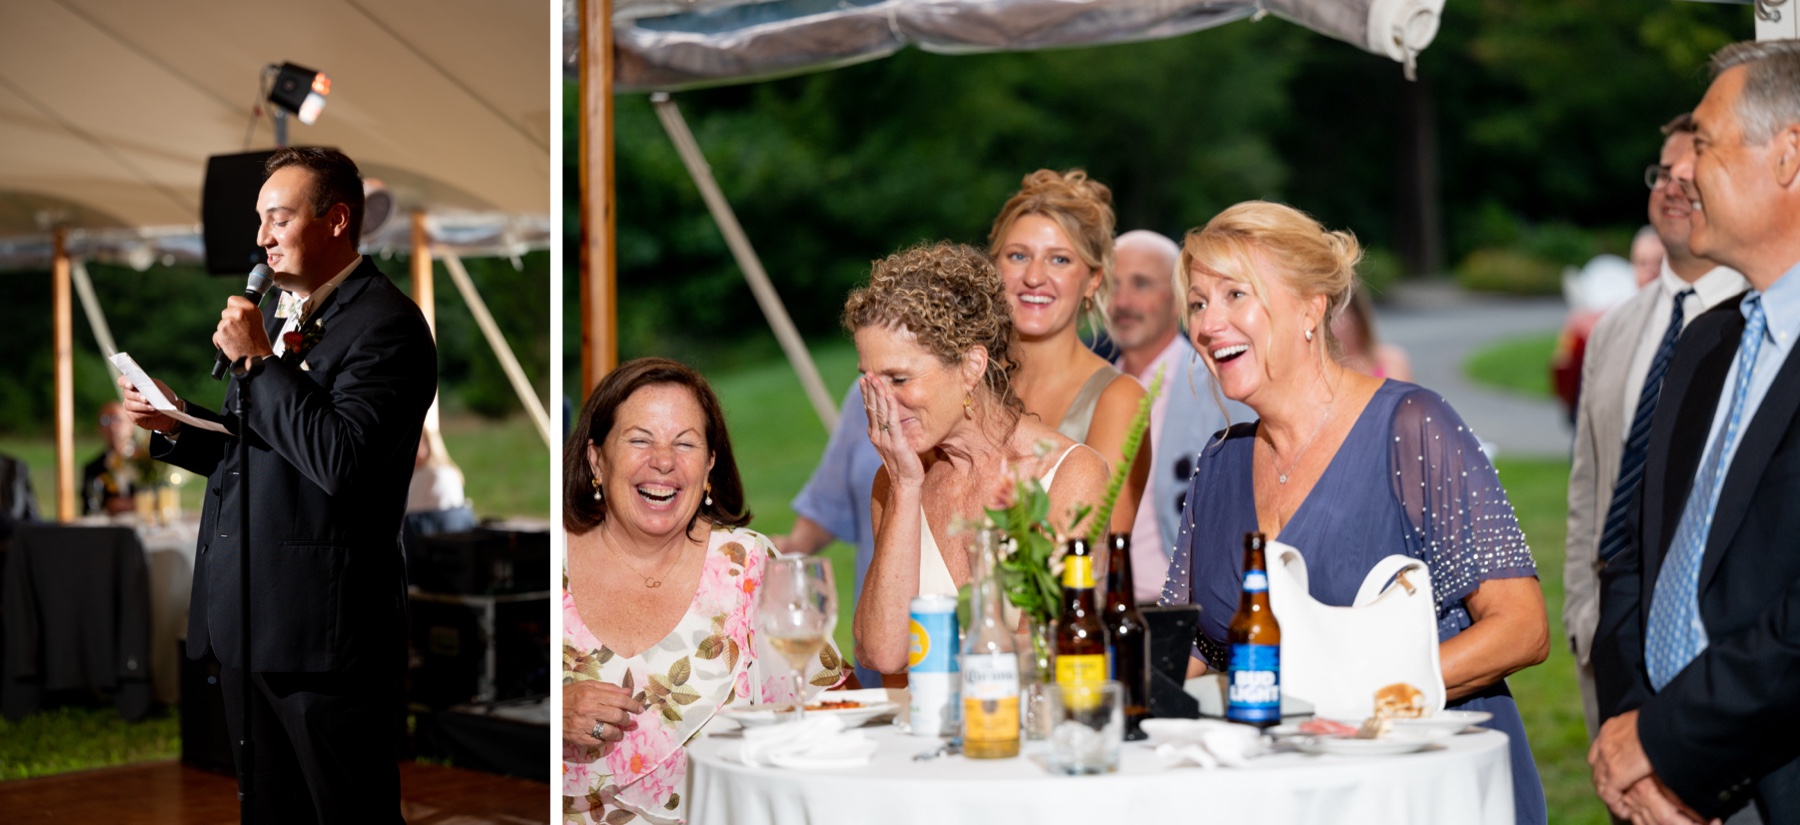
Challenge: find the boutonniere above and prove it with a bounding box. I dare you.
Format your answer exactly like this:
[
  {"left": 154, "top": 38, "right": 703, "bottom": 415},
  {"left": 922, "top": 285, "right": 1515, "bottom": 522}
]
[{"left": 281, "top": 319, "right": 326, "bottom": 365}]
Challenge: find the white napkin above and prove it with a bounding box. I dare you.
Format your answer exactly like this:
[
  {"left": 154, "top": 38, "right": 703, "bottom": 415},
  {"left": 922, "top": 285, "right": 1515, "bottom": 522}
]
[
  {"left": 1148, "top": 719, "right": 1267, "bottom": 768},
  {"left": 737, "top": 715, "right": 878, "bottom": 769}
]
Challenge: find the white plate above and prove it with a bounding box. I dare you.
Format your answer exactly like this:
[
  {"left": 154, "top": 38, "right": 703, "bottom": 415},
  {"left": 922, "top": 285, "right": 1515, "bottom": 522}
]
[
  {"left": 1294, "top": 736, "right": 1432, "bottom": 756},
  {"left": 1389, "top": 710, "right": 1493, "bottom": 740},
  {"left": 721, "top": 701, "right": 899, "bottom": 729}
]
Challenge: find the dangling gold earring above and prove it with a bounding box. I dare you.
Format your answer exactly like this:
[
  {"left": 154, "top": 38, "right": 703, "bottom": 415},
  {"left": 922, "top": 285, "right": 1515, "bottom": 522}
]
[
  {"left": 592, "top": 476, "right": 603, "bottom": 501},
  {"left": 964, "top": 392, "right": 974, "bottom": 419},
  {"left": 1082, "top": 295, "right": 1093, "bottom": 313},
  {"left": 704, "top": 481, "right": 713, "bottom": 507}
]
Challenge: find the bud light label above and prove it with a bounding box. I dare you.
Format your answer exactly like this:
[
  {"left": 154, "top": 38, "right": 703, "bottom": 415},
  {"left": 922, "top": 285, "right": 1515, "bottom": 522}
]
[
  {"left": 1227, "top": 643, "right": 1280, "bottom": 724},
  {"left": 1242, "top": 570, "right": 1268, "bottom": 593}
]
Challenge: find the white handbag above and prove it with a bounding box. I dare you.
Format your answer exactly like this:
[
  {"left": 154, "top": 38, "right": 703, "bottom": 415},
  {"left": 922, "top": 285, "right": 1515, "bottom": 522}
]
[{"left": 1262, "top": 540, "right": 1446, "bottom": 720}]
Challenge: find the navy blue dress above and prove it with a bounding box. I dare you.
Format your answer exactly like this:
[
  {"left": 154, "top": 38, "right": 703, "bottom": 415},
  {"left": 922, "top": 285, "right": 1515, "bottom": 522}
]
[{"left": 1162, "top": 381, "right": 1546, "bottom": 825}]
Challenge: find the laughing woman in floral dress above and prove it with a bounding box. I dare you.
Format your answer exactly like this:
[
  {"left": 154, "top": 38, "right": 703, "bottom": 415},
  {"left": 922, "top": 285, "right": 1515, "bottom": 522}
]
[{"left": 561, "top": 358, "right": 847, "bottom": 824}]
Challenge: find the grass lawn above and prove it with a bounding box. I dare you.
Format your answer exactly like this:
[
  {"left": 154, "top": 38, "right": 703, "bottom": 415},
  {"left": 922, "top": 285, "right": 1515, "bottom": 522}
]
[
  {"left": 1466, "top": 332, "right": 1560, "bottom": 398},
  {"left": 705, "top": 339, "right": 1604, "bottom": 822},
  {"left": 0, "top": 413, "right": 549, "bottom": 781}
]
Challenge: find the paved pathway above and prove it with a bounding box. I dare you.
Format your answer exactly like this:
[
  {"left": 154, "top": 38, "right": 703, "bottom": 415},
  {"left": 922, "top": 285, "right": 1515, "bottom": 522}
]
[{"left": 1377, "top": 282, "right": 1573, "bottom": 460}]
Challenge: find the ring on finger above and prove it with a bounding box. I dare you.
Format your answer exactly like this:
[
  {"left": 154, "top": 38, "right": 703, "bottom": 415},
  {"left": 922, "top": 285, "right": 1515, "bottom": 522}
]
[
  {"left": 592, "top": 721, "right": 608, "bottom": 740},
  {"left": 880, "top": 424, "right": 889, "bottom": 432}
]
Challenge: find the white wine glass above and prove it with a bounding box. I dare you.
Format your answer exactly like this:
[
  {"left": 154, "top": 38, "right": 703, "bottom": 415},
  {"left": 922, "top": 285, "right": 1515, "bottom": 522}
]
[{"left": 757, "top": 555, "right": 836, "bottom": 720}]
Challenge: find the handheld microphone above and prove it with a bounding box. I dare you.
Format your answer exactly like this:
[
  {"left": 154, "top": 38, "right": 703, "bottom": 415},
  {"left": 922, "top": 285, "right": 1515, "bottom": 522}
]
[{"left": 211, "top": 264, "right": 276, "bottom": 380}]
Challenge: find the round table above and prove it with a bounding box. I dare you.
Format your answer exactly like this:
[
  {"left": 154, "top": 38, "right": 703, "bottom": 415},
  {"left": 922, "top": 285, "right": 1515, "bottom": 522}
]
[{"left": 687, "top": 723, "right": 1514, "bottom": 825}]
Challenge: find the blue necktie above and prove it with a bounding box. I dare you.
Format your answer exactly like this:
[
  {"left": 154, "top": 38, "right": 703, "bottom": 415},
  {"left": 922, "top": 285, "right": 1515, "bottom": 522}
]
[
  {"left": 1596, "top": 288, "right": 1695, "bottom": 566},
  {"left": 1645, "top": 295, "right": 1766, "bottom": 690}
]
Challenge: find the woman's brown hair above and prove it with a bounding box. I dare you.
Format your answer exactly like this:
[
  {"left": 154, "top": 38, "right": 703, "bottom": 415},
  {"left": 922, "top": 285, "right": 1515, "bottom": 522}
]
[{"left": 563, "top": 357, "right": 750, "bottom": 535}]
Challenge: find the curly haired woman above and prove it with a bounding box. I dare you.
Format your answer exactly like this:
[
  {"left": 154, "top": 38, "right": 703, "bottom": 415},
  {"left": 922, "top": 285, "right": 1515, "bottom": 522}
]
[{"left": 846, "top": 241, "right": 1109, "bottom": 673}]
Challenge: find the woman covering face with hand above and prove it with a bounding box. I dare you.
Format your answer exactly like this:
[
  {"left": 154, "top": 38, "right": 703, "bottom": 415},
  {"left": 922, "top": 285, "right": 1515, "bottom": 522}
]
[
  {"left": 561, "top": 358, "right": 847, "bottom": 824},
  {"left": 848, "top": 242, "right": 1108, "bottom": 675},
  {"left": 1161, "top": 202, "right": 1549, "bottom": 825}
]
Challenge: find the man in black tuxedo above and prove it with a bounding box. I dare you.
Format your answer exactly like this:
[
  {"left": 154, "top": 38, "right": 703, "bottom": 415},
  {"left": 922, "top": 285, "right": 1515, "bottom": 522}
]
[
  {"left": 120, "top": 147, "right": 436, "bottom": 823},
  {"left": 1590, "top": 39, "right": 1800, "bottom": 824}
]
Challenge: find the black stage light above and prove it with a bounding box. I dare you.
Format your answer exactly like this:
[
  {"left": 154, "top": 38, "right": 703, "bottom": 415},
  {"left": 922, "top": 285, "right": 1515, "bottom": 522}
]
[{"left": 267, "top": 62, "right": 330, "bottom": 125}]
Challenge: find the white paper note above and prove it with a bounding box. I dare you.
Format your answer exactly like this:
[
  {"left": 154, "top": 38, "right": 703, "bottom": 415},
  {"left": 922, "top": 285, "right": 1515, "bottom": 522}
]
[{"left": 109, "top": 352, "right": 231, "bottom": 435}]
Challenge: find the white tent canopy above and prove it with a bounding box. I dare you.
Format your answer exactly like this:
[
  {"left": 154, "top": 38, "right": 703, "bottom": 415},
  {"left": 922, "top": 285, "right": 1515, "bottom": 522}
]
[
  {"left": 1, "top": 0, "right": 552, "bottom": 269},
  {"left": 568, "top": 0, "right": 1445, "bottom": 89}
]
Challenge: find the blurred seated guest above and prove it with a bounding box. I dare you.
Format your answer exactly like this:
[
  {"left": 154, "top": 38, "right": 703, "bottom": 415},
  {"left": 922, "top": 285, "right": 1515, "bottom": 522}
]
[
  {"left": 403, "top": 429, "right": 477, "bottom": 551},
  {"left": 1630, "top": 224, "right": 1665, "bottom": 289},
  {"left": 0, "top": 449, "right": 38, "bottom": 541},
  {"left": 1107, "top": 229, "right": 1236, "bottom": 601},
  {"left": 1331, "top": 289, "right": 1415, "bottom": 382},
  {"left": 562, "top": 357, "right": 847, "bottom": 824},
  {"left": 1161, "top": 202, "right": 1548, "bottom": 824},
  {"left": 82, "top": 401, "right": 145, "bottom": 516},
  {"left": 847, "top": 242, "right": 1108, "bottom": 673},
  {"left": 768, "top": 381, "right": 884, "bottom": 689},
  {"left": 990, "top": 169, "right": 1147, "bottom": 536}
]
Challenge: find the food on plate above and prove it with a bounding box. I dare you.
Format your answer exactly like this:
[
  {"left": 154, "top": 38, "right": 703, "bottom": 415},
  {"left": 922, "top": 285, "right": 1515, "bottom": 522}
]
[
  {"left": 806, "top": 699, "right": 866, "bottom": 711},
  {"left": 1298, "top": 718, "right": 1359, "bottom": 737},
  {"left": 1373, "top": 682, "right": 1426, "bottom": 719}
]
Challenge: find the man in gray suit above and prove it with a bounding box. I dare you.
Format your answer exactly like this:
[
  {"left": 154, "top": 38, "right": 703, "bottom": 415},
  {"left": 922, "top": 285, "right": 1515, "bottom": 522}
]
[{"left": 1564, "top": 112, "right": 1747, "bottom": 739}]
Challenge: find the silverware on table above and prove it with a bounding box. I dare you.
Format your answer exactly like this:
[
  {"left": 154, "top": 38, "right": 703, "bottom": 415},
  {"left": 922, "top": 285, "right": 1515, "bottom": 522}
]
[{"left": 913, "top": 737, "right": 963, "bottom": 761}]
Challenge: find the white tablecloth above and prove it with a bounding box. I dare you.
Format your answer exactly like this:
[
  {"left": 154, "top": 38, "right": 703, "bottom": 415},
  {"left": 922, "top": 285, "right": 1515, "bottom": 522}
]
[{"left": 687, "top": 723, "right": 1514, "bottom": 825}]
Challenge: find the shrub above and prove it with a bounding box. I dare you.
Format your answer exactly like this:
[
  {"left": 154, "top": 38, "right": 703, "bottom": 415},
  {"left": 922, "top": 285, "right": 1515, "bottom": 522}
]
[{"left": 1456, "top": 248, "right": 1564, "bottom": 296}]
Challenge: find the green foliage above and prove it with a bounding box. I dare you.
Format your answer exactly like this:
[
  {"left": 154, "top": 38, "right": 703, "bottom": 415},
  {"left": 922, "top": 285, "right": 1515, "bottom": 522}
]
[
  {"left": 1456, "top": 249, "right": 1564, "bottom": 296},
  {"left": 1465, "top": 333, "right": 1560, "bottom": 399},
  {"left": 986, "top": 474, "right": 1066, "bottom": 628},
  {"left": 1358, "top": 247, "right": 1405, "bottom": 297},
  {"left": 0, "top": 254, "right": 547, "bottom": 436},
  {"left": 0, "top": 704, "right": 179, "bottom": 779}
]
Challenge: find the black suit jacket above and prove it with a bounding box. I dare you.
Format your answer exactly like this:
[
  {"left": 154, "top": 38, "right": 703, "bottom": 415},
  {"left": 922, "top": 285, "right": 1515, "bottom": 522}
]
[
  {"left": 155, "top": 259, "right": 437, "bottom": 674},
  {"left": 1593, "top": 295, "right": 1800, "bottom": 820}
]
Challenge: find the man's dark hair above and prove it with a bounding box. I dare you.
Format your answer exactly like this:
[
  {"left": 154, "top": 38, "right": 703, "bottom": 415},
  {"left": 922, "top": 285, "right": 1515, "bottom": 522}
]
[
  {"left": 1661, "top": 112, "right": 1696, "bottom": 136},
  {"left": 265, "top": 147, "right": 365, "bottom": 247}
]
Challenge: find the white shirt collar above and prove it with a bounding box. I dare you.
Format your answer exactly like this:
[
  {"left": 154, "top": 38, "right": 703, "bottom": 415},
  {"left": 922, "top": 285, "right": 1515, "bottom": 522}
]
[
  {"left": 281, "top": 256, "right": 361, "bottom": 323},
  {"left": 1659, "top": 258, "right": 1749, "bottom": 314}
]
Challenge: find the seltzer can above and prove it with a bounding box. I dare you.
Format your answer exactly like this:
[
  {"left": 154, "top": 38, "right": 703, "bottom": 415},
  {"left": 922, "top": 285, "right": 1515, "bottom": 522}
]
[{"left": 907, "top": 594, "right": 960, "bottom": 737}]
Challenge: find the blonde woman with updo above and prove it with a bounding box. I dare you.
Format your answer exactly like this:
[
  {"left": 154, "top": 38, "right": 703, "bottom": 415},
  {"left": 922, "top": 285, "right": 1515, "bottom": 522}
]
[
  {"left": 989, "top": 169, "right": 1149, "bottom": 536},
  {"left": 1159, "top": 202, "right": 1549, "bottom": 824},
  {"left": 846, "top": 242, "right": 1108, "bottom": 674}
]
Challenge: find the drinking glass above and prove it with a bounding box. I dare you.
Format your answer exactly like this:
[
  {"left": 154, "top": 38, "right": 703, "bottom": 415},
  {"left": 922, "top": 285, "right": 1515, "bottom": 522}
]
[
  {"left": 757, "top": 555, "right": 836, "bottom": 719},
  {"left": 1046, "top": 681, "right": 1125, "bottom": 775}
]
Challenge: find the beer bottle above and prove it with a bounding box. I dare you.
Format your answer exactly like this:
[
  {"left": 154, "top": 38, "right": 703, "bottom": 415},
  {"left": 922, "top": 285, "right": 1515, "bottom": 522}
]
[
  {"left": 961, "top": 528, "right": 1020, "bottom": 758},
  {"left": 1103, "top": 533, "right": 1151, "bottom": 740},
  {"left": 1226, "top": 531, "right": 1281, "bottom": 729},
  {"left": 1054, "top": 537, "right": 1109, "bottom": 710}
]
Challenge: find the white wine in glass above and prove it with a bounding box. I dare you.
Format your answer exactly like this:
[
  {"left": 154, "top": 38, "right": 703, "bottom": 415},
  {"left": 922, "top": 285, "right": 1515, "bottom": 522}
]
[{"left": 758, "top": 555, "right": 836, "bottom": 719}]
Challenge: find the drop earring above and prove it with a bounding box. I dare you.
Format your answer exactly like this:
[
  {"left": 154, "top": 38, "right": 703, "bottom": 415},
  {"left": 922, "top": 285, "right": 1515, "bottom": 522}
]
[
  {"left": 704, "top": 482, "right": 713, "bottom": 507},
  {"left": 592, "top": 476, "right": 603, "bottom": 501},
  {"left": 964, "top": 392, "right": 974, "bottom": 419}
]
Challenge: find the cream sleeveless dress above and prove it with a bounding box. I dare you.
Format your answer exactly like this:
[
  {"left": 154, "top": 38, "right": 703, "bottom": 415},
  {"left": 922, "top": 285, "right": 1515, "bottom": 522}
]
[{"left": 916, "top": 442, "right": 1093, "bottom": 599}]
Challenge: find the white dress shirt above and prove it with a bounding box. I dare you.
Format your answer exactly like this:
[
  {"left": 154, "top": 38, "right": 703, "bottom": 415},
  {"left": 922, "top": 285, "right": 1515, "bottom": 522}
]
[{"left": 1620, "top": 262, "right": 1748, "bottom": 435}]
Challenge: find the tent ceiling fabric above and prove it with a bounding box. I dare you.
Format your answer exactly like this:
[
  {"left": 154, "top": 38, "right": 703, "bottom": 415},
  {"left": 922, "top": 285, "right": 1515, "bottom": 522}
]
[
  {"left": 563, "top": 0, "right": 1444, "bottom": 92},
  {"left": 0, "top": 0, "right": 551, "bottom": 267}
]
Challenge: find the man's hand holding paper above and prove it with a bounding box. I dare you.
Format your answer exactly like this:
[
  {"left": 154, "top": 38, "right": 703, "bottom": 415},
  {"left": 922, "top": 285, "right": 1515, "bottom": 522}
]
[{"left": 110, "top": 352, "right": 230, "bottom": 435}]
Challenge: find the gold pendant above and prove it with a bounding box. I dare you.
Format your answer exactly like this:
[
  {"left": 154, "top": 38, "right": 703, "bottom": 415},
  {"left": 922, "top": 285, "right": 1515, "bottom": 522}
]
[{"left": 645, "top": 577, "right": 661, "bottom": 588}]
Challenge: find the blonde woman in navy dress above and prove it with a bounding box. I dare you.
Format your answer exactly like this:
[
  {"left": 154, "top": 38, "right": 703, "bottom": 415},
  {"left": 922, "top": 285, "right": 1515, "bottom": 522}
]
[{"left": 1160, "top": 202, "right": 1549, "bottom": 824}]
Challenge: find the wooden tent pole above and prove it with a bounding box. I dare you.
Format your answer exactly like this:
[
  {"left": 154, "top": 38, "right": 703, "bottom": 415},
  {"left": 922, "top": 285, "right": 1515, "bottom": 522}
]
[
  {"left": 410, "top": 211, "right": 448, "bottom": 461},
  {"left": 579, "top": 0, "right": 617, "bottom": 396},
  {"left": 52, "top": 227, "right": 75, "bottom": 522}
]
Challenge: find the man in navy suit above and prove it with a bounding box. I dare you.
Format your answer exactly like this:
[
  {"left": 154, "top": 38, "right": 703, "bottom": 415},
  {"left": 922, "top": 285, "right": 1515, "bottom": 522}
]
[
  {"left": 1590, "top": 39, "right": 1800, "bottom": 824},
  {"left": 121, "top": 147, "right": 436, "bottom": 823}
]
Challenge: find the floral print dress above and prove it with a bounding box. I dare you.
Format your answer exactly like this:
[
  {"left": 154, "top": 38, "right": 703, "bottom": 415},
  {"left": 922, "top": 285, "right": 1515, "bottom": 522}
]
[{"left": 562, "top": 526, "right": 848, "bottom": 824}]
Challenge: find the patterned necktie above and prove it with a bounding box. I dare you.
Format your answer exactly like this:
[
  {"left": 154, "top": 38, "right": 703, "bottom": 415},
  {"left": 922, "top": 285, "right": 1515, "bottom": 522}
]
[
  {"left": 1596, "top": 288, "right": 1695, "bottom": 565},
  {"left": 1645, "top": 295, "right": 1766, "bottom": 690}
]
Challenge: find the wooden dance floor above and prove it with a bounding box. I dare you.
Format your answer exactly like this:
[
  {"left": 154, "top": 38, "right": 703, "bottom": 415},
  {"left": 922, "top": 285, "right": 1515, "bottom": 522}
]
[{"left": 1, "top": 760, "right": 550, "bottom": 823}]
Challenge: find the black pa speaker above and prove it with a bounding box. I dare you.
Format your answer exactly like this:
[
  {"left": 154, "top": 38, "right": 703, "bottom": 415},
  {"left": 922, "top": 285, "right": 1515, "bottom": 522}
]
[{"left": 202, "top": 151, "right": 276, "bottom": 275}]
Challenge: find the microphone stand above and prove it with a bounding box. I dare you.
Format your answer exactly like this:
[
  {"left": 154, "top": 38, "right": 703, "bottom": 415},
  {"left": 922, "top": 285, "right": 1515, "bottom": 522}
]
[{"left": 232, "top": 357, "right": 259, "bottom": 825}]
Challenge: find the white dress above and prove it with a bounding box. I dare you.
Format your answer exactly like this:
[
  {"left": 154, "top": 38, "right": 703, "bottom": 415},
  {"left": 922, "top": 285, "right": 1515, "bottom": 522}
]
[{"left": 916, "top": 442, "right": 1092, "bottom": 599}]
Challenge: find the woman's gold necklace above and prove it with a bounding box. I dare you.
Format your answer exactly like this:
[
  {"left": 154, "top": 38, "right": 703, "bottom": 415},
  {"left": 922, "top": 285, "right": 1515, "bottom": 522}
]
[
  {"left": 1264, "top": 395, "right": 1336, "bottom": 485},
  {"left": 601, "top": 533, "right": 685, "bottom": 589}
]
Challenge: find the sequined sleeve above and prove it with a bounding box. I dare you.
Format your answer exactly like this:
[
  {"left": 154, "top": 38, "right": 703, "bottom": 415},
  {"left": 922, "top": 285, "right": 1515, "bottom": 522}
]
[{"left": 1387, "top": 389, "right": 1537, "bottom": 630}]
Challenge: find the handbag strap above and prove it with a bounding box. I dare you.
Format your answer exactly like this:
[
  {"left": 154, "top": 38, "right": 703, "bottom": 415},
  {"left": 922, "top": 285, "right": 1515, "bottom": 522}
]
[
  {"left": 1269, "top": 542, "right": 1309, "bottom": 593},
  {"left": 1352, "top": 555, "right": 1428, "bottom": 607}
]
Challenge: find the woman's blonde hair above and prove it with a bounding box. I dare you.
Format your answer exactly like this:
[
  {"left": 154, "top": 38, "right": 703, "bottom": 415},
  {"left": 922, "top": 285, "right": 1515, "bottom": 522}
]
[
  {"left": 842, "top": 242, "right": 1023, "bottom": 414},
  {"left": 987, "top": 169, "right": 1117, "bottom": 335},
  {"left": 1178, "top": 201, "right": 1362, "bottom": 358}
]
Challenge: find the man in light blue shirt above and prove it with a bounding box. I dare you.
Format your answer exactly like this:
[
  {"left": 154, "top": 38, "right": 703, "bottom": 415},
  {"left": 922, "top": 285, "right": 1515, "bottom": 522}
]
[{"left": 1591, "top": 38, "right": 1800, "bottom": 824}]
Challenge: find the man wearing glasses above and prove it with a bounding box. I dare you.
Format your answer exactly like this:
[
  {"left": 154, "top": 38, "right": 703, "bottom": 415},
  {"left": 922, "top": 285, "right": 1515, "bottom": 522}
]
[{"left": 1564, "top": 111, "right": 1746, "bottom": 743}]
